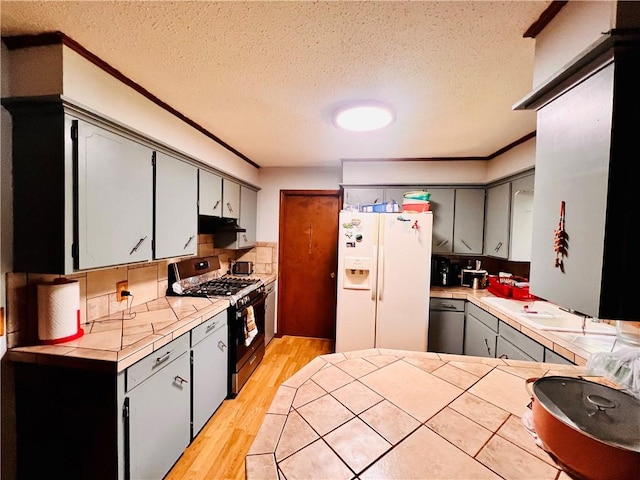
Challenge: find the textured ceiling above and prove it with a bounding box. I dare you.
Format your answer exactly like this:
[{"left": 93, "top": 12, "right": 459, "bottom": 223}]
[{"left": 0, "top": 1, "right": 550, "bottom": 168}]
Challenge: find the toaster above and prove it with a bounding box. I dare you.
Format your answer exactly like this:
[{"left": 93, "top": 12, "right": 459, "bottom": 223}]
[{"left": 231, "top": 261, "right": 254, "bottom": 275}]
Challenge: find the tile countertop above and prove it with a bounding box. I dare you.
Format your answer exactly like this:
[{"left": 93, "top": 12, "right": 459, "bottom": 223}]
[
  {"left": 246, "top": 348, "right": 619, "bottom": 480},
  {"left": 7, "top": 273, "right": 277, "bottom": 373},
  {"left": 430, "top": 286, "right": 623, "bottom": 366}
]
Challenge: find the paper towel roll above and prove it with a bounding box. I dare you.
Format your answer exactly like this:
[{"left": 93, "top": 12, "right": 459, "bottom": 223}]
[{"left": 37, "top": 279, "right": 83, "bottom": 344}]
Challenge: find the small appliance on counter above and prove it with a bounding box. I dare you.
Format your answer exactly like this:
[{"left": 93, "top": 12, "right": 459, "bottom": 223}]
[
  {"left": 461, "top": 269, "right": 488, "bottom": 289},
  {"left": 231, "top": 261, "right": 254, "bottom": 275},
  {"left": 432, "top": 257, "right": 451, "bottom": 286},
  {"left": 431, "top": 257, "right": 462, "bottom": 286}
]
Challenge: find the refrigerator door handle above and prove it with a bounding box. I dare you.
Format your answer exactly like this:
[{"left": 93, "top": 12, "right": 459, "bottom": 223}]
[
  {"left": 371, "top": 245, "right": 378, "bottom": 301},
  {"left": 378, "top": 245, "right": 384, "bottom": 301}
]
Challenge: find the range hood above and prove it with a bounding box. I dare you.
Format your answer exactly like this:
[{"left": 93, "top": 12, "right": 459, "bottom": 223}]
[{"left": 198, "top": 215, "right": 246, "bottom": 234}]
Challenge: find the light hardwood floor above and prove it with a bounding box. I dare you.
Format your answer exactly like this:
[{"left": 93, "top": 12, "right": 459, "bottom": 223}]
[{"left": 166, "top": 335, "right": 334, "bottom": 480}]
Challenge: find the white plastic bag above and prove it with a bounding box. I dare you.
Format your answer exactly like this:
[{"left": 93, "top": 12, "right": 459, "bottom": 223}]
[{"left": 587, "top": 347, "right": 640, "bottom": 398}]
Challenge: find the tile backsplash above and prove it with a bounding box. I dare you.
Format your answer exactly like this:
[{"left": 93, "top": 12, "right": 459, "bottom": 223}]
[{"left": 4, "top": 234, "right": 278, "bottom": 348}]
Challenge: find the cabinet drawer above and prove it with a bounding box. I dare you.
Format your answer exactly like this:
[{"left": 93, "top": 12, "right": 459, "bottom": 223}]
[
  {"left": 498, "top": 321, "right": 544, "bottom": 362},
  {"left": 430, "top": 298, "right": 465, "bottom": 312},
  {"left": 191, "top": 311, "right": 227, "bottom": 347},
  {"left": 466, "top": 302, "right": 498, "bottom": 332},
  {"left": 126, "top": 333, "right": 190, "bottom": 392}
]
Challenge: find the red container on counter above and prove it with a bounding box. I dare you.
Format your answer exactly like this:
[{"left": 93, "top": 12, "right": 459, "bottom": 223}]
[
  {"left": 488, "top": 276, "right": 539, "bottom": 300},
  {"left": 487, "top": 276, "right": 512, "bottom": 298},
  {"left": 511, "top": 285, "right": 538, "bottom": 300}
]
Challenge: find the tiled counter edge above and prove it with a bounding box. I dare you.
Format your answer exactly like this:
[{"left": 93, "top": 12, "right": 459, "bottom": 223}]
[
  {"left": 6, "top": 298, "right": 231, "bottom": 372},
  {"left": 431, "top": 287, "right": 594, "bottom": 365}
]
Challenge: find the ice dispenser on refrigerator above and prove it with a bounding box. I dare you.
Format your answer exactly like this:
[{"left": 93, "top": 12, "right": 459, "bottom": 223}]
[{"left": 343, "top": 257, "right": 372, "bottom": 290}]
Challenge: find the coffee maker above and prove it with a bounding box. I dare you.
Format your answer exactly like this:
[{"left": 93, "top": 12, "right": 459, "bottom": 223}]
[{"left": 432, "top": 257, "right": 452, "bottom": 286}]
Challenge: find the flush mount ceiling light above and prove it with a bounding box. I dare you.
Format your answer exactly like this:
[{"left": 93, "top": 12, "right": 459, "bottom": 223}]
[{"left": 333, "top": 101, "right": 395, "bottom": 132}]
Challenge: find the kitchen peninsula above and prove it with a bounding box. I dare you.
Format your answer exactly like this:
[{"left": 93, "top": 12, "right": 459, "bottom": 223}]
[
  {"left": 6, "top": 281, "right": 625, "bottom": 480},
  {"left": 246, "top": 348, "right": 614, "bottom": 480}
]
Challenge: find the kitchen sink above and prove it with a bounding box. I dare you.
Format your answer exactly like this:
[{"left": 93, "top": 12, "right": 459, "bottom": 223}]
[{"left": 480, "top": 296, "right": 616, "bottom": 335}]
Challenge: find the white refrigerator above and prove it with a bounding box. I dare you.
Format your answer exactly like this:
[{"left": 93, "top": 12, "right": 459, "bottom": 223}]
[{"left": 335, "top": 211, "right": 433, "bottom": 352}]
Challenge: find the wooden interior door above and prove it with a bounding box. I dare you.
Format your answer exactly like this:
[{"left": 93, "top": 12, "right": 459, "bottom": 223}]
[{"left": 278, "top": 190, "right": 341, "bottom": 339}]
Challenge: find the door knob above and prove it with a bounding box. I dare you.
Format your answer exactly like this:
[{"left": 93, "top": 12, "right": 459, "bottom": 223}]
[{"left": 330, "top": 272, "right": 336, "bottom": 278}]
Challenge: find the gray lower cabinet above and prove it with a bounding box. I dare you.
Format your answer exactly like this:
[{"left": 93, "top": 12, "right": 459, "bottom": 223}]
[
  {"left": 463, "top": 302, "right": 498, "bottom": 358},
  {"left": 444, "top": 300, "right": 576, "bottom": 365},
  {"left": 265, "top": 281, "right": 277, "bottom": 346},
  {"left": 126, "top": 334, "right": 191, "bottom": 480},
  {"left": 428, "top": 298, "right": 465, "bottom": 354},
  {"left": 496, "top": 336, "right": 535, "bottom": 361},
  {"left": 154, "top": 151, "right": 198, "bottom": 259},
  {"left": 191, "top": 312, "right": 228, "bottom": 438},
  {"left": 13, "top": 318, "right": 232, "bottom": 480},
  {"left": 545, "top": 348, "right": 574, "bottom": 365},
  {"left": 497, "top": 321, "right": 544, "bottom": 362}
]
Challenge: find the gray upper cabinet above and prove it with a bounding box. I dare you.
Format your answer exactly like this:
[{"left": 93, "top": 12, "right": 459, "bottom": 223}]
[
  {"left": 429, "top": 189, "right": 455, "bottom": 254},
  {"left": 483, "top": 182, "right": 510, "bottom": 259},
  {"left": 222, "top": 178, "right": 241, "bottom": 218},
  {"left": 198, "top": 169, "right": 223, "bottom": 216},
  {"left": 343, "top": 188, "right": 385, "bottom": 208},
  {"left": 382, "top": 188, "right": 408, "bottom": 205},
  {"left": 238, "top": 186, "right": 258, "bottom": 249},
  {"left": 530, "top": 62, "right": 613, "bottom": 318},
  {"left": 76, "top": 120, "right": 153, "bottom": 270},
  {"left": 509, "top": 173, "right": 535, "bottom": 261},
  {"left": 214, "top": 185, "right": 258, "bottom": 250},
  {"left": 518, "top": 33, "right": 640, "bottom": 320},
  {"left": 154, "top": 152, "right": 198, "bottom": 259},
  {"left": 453, "top": 188, "right": 485, "bottom": 254},
  {"left": 346, "top": 186, "right": 486, "bottom": 255}
]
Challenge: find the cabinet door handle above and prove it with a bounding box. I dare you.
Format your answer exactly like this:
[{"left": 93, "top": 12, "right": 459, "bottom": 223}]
[
  {"left": 499, "top": 354, "right": 508, "bottom": 359},
  {"left": 205, "top": 321, "right": 219, "bottom": 332},
  {"left": 218, "top": 340, "right": 227, "bottom": 350},
  {"left": 494, "top": 241, "right": 503, "bottom": 252},
  {"left": 437, "top": 239, "right": 449, "bottom": 247},
  {"left": 129, "top": 236, "right": 147, "bottom": 255},
  {"left": 213, "top": 200, "right": 220, "bottom": 211},
  {"left": 243, "top": 234, "right": 248, "bottom": 242},
  {"left": 441, "top": 303, "right": 457, "bottom": 310},
  {"left": 174, "top": 375, "right": 188, "bottom": 385},
  {"left": 184, "top": 235, "right": 195, "bottom": 250},
  {"left": 155, "top": 349, "right": 174, "bottom": 364},
  {"left": 248, "top": 353, "right": 258, "bottom": 365},
  {"left": 227, "top": 202, "right": 233, "bottom": 214},
  {"left": 483, "top": 337, "right": 491, "bottom": 356},
  {"left": 460, "top": 239, "right": 471, "bottom": 251}
]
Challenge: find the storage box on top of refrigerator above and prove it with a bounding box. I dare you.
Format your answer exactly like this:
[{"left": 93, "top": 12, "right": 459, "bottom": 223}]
[{"left": 335, "top": 211, "right": 433, "bottom": 353}]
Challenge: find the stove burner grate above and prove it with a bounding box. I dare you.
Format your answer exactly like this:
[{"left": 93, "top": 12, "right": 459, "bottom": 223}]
[{"left": 182, "top": 277, "right": 261, "bottom": 297}]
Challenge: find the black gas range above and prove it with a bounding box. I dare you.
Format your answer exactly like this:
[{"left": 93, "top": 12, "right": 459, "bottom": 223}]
[{"left": 167, "top": 256, "right": 266, "bottom": 397}]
